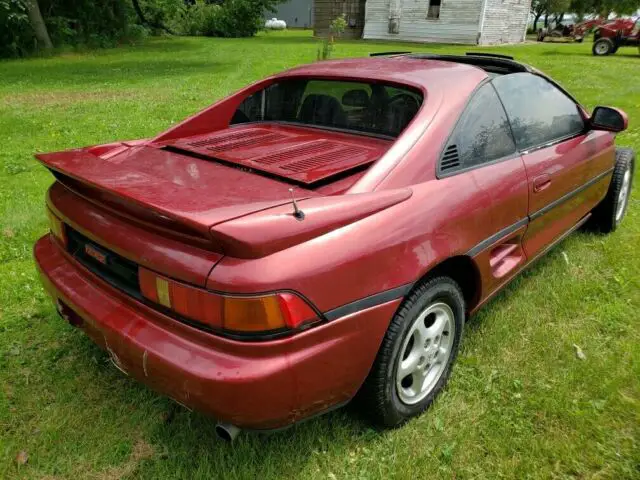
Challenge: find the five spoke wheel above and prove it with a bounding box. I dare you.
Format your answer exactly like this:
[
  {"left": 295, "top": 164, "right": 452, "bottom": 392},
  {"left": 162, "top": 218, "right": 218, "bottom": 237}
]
[{"left": 396, "top": 302, "right": 455, "bottom": 405}]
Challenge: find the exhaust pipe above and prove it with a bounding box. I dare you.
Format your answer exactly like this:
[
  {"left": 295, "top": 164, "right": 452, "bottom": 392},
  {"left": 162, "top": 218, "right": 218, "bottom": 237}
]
[{"left": 215, "top": 422, "right": 241, "bottom": 442}]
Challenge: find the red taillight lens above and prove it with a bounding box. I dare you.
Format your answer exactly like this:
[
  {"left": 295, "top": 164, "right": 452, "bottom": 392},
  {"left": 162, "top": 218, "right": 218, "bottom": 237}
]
[
  {"left": 139, "top": 268, "right": 316, "bottom": 334},
  {"left": 47, "top": 208, "right": 67, "bottom": 247}
]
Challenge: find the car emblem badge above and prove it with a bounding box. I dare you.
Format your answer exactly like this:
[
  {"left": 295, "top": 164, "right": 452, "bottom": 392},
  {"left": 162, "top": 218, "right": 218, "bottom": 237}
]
[{"left": 85, "top": 244, "right": 107, "bottom": 264}]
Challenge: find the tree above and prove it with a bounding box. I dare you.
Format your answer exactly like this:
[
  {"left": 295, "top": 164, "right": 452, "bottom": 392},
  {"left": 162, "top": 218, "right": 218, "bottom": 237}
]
[
  {"left": 571, "top": 0, "right": 640, "bottom": 18},
  {"left": 531, "top": 0, "right": 547, "bottom": 29},
  {"left": 24, "top": 0, "right": 51, "bottom": 48},
  {"left": 531, "top": 0, "right": 570, "bottom": 29},
  {"left": 131, "top": 0, "right": 175, "bottom": 34}
]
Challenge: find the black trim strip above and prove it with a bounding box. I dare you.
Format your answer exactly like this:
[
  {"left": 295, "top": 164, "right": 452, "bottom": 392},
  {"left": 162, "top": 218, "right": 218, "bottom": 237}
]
[
  {"left": 467, "top": 168, "right": 614, "bottom": 257},
  {"left": 467, "top": 217, "right": 529, "bottom": 257},
  {"left": 530, "top": 168, "right": 613, "bottom": 221},
  {"left": 324, "top": 283, "right": 414, "bottom": 322}
]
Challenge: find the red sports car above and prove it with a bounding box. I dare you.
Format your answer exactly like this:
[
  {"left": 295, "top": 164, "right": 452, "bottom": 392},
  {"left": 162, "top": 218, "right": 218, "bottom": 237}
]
[{"left": 34, "top": 53, "right": 634, "bottom": 441}]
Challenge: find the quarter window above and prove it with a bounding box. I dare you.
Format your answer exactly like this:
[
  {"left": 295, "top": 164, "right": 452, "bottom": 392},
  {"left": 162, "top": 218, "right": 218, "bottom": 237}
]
[
  {"left": 440, "top": 83, "right": 516, "bottom": 174},
  {"left": 492, "top": 73, "right": 585, "bottom": 151}
]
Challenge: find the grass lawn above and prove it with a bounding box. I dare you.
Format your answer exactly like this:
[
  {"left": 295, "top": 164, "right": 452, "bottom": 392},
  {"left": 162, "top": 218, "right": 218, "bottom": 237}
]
[{"left": 1, "top": 30, "right": 639, "bottom": 479}]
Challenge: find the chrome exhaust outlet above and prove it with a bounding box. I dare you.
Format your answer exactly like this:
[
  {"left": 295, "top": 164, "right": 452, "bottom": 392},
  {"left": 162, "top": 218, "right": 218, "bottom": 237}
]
[{"left": 215, "top": 422, "right": 241, "bottom": 442}]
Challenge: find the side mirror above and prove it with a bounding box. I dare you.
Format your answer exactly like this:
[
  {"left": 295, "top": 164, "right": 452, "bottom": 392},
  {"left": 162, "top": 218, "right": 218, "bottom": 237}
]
[{"left": 590, "top": 106, "right": 628, "bottom": 133}]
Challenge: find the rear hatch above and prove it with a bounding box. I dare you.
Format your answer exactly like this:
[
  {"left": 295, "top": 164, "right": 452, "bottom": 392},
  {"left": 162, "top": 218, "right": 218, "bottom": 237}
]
[{"left": 37, "top": 124, "right": 390, "bottom": 249}]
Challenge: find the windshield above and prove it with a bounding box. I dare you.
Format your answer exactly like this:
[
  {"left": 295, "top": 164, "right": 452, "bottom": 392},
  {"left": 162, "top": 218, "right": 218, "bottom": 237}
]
[{"left": 231, "top": 79, "right": 423, "bottom": 138}]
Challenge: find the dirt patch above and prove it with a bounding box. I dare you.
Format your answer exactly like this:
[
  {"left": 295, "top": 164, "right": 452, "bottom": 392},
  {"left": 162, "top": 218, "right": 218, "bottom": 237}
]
[
  {"left": 1, "top": 90, "right": 140, "bottom": 108},
  {"left": 92, "top": 439, "right": 155, "bottom": 480}
]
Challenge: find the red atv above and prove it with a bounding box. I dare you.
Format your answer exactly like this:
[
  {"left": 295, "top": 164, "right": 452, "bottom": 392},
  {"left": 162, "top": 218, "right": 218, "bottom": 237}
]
[{"left": 592, "top": 18, "right": 640, "bottom": 55}]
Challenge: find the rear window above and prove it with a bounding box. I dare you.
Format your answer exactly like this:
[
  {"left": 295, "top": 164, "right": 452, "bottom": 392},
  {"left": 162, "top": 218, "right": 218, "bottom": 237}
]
[{"left": 231, "top": 79, "right": 423, "bottom": 138}]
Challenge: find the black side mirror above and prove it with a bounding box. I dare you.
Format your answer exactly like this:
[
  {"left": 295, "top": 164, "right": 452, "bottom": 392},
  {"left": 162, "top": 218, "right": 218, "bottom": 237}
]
[{"left": 590, "top": 106, "right": 628, "bottom": 133}]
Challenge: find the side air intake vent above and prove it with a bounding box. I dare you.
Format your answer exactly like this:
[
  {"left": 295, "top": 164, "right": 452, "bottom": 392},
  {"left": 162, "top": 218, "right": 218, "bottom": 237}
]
[{"left": 440, "top": 145, "right": 460, "bottom": 172}]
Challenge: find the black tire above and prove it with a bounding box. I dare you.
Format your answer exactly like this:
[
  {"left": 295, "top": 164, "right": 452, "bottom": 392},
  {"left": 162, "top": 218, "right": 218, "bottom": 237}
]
[
  {"left": 593, "top": 37, "right": 615, "bottom": 55},
  {"left": 359, "top": 277, "right": 465, "bottom": 428},
  {"left": 589, "top": 148, "right": 635, "bottom": 233},
  {"left": 575, "top": 37, "right": 584, "bottom": 43}
]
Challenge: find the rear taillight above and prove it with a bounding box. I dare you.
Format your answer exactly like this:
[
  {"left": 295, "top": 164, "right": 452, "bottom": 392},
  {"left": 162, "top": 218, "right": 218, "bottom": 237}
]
[
  {"left": 47, "top": 208, "right": 67, "bottom": 247},
  {"left": 139, "top": 268, "right": 317, "bottom": 336}
]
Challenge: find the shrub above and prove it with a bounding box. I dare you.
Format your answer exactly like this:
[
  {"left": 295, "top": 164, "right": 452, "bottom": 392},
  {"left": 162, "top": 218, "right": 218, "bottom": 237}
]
[
  {"left": 317, "top": 14, "right": 346, "bottom": 61},
  {"left": 172, "top": 0, "right": 279, "bottom": 38},
  {"left": 0, "top": 0, "right": 35, "bottom": 58},
  {"left": 170, "top": 1, "right": 219, "bottom": 36}
]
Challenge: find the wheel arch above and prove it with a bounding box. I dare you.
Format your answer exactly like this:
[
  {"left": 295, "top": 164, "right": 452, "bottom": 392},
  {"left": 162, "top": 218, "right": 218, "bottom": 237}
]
[{"left": 409, "top": 255, "right": 482, "bottom": 314}]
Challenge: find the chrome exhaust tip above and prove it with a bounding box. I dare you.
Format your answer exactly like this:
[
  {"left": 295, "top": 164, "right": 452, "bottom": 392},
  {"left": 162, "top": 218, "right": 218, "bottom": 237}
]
[{"left": 215, "top": 422, "right": 241, "bottom": 442}]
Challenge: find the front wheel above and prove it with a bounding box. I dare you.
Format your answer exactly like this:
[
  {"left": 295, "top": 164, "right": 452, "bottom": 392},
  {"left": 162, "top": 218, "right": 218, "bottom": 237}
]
[
  {"left": 359, "top": 277, "right": 464, "bottom": 428},
  {"left": 593, "top": 38, "right": 615, "bottom": 55},
  {"left": 589, "top": 148, "right": 635, "bottom": 233}
]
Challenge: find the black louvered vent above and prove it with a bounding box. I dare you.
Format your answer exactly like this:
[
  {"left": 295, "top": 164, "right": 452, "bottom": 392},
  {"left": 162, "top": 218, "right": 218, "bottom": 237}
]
[{"left": 441, "top": 145, "right": 460, "bottom": 171}]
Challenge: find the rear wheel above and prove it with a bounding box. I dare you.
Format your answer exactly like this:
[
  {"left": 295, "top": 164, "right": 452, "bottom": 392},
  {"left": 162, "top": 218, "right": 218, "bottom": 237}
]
[
  {"left": 589, "top": 148, "right": 635, "bottom": 233},
  {"left": 593, "top": 38, "right": 615, "bottom": 55},
  {"left": 359, "top": 277, "right": 464, "bottom": 428}
]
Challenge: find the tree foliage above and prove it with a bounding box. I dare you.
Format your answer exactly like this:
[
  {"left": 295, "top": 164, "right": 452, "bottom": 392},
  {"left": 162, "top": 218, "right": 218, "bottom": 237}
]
[
  {"left": 0, "top": 0, "right": 285, "bottom": 58},
  {"left": 532, "top": 0, "right": 640, "bottom": 26}
]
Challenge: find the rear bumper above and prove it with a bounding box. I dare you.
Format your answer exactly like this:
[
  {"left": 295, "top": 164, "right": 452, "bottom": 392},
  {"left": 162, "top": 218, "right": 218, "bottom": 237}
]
[{"left": 34, "top": 235, "right": 398, "bottom": 429}]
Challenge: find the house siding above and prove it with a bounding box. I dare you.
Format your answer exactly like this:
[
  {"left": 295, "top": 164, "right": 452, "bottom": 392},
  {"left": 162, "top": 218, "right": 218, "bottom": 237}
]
[
  {"left": 314, "top": 0, "right": 366, "bottom": 39},
  {"left": 362, "top": 0, "right": 531, "bottom": 45},
  {"left": 479, "top": 0, "right": 532, "bottom": 45},
  {"left": 267, "top": 0, "right": 313, "bottom": 28},
  {"left": 363, "top": 0, "right": 484, "bottom": 44}
]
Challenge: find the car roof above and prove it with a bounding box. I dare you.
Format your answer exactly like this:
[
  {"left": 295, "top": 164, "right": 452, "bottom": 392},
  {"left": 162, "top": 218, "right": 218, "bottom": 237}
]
[{"left": 273, "top": 56, "right": 490, "bottom": 94}]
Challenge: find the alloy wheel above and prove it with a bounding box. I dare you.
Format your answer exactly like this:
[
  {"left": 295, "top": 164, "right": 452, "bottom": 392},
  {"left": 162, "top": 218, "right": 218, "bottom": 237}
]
[
  {"left": 616, "top": 167, "right": 631, "bottom": 223},
  {"left": 396, "top": 302, "right": 455, "bottom": 405}
]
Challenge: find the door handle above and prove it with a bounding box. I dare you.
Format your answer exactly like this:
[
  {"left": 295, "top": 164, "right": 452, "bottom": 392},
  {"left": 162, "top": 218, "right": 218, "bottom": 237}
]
[{"left": 533, "top": 174, "right": 551, "bottom": 193}]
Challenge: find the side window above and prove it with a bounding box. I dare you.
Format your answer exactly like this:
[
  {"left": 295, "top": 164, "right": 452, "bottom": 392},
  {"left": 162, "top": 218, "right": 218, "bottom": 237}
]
[
  {"left": 492, "top": 73, "right": 585, "bottom": 151},
  {"left": 440, "top": 83, "right": 516, "bottom": 174}
]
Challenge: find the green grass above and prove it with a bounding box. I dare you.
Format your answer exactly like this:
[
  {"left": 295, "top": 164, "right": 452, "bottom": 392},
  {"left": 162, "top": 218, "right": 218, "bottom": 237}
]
[{"left": 1, "top": 30, "right": 639, "bottom": 479}]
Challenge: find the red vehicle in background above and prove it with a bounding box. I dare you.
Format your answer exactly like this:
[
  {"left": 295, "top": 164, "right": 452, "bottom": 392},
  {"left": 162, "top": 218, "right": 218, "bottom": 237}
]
[
  {"left": 34, "top": 53, "right": 634, "bottom": 440},
  {"left": 573, "top": 18, "right": 605, "bottom": 42},
  {"left": 537, "top": 18, "right": 603, "bottom": 43},
  {"left": 593, "top": 18, "right": 640, "bottom": 55}
]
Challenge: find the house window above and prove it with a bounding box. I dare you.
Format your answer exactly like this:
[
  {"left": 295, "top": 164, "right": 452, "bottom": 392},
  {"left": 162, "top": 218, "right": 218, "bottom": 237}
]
[{"left": 427, "top": 0, "right": 441, "bottom": 19}]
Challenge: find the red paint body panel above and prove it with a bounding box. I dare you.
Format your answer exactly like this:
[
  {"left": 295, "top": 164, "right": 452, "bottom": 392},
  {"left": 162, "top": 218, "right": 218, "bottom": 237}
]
[
  {"left": 33, "top": 56, "right": 627, "bottom": 429},
  {"left": 37, "top": 146, "right": 320, "bottom": 240},
  {"left": 47, "top": 182, "right": 221, "bottom": 286},
  {"left": 522, "top": 132, "right": 614, "bottom": 258},
  {"left": 35, "top": 235, "right": 399, "bottom": 429}
]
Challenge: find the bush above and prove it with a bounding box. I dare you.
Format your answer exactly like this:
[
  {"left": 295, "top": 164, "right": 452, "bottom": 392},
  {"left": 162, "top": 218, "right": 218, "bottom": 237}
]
[
  {"left": 170, "top": 1, "right": 219, "bottom": 36},
  {"left": 122, "top": 23, "right": 150, "bottom": 44},
  {"left": 172, "top": 0, "right": 278, "bottom": 38},
  {"left": 41, "top": 0, "right": 130, "bottom": 47},
  {"left": 0, "top": 0, "right": 35, "bottom": 58},
  {"left": 211, "top": 0, "right": 265, "bottom": 37}
]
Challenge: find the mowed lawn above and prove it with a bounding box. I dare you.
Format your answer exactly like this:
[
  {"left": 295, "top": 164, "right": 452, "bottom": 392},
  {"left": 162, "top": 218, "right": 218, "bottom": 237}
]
[{"left": 1, "top": 31, "right": 639, "bottom": 479}]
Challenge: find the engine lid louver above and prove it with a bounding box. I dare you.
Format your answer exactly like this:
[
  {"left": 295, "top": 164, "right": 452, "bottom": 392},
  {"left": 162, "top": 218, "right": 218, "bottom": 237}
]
[
  {"left": 164, "top": 125, "right": 390, "bottom": 185},
  {"left": 440, "top": 144, "right": 461, "bottom": 172}
]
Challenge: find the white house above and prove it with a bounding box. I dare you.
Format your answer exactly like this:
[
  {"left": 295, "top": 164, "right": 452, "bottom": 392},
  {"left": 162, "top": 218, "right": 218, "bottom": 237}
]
[{"left": 363, "top": 0, "right": 533, "bottom": 45}]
